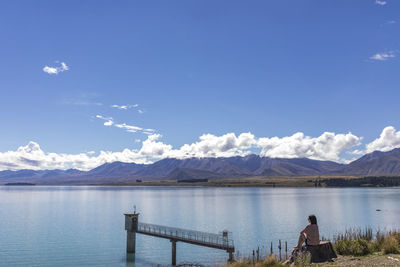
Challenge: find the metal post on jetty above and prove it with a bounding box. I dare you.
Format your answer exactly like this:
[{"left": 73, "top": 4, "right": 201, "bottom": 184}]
[
  {"left": 124, "top": 212, "right": 139, "bottom": 253},
  {"left": 223, "top": 230, "right": 234, "bottom": 262}
]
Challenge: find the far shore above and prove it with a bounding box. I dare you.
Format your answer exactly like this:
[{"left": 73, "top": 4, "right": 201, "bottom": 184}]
[
  {"left": 2, "top": 175, "right": 400, "bottom": 187},
  {"left": 98, "top": 175, "right": 400, "bottom": 188}
]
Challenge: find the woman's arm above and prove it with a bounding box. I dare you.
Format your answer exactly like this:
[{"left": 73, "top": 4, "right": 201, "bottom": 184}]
[{"left": 300, "top": 224, "right": 309, "bottom": 235}]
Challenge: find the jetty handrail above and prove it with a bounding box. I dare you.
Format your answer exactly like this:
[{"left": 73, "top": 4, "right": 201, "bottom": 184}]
[{"left": 137, "top": 222, "right": 234, "bottom": 248}]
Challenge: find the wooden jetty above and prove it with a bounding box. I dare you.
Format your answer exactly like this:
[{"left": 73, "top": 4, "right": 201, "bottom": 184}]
[{"left": 124, "top": 213, "right": 235, "bottom": 266}]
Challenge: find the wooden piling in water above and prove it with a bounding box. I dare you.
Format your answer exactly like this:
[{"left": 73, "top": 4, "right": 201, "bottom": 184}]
[
  {"left": 278, "top": 240, "right": 282, "bottom": 261},
  {"left": 285, "top": 241, "right": 288, "bottom": 260},
  {"left": 270, "top": 241, "right": 273, "bottom": 255}
]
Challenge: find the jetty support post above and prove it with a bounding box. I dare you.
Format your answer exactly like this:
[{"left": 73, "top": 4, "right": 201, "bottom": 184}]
[
  {"left": 171, "top": 239, "right": 177, "bottom": 266},
  {"left": 124, "top": 212, "right": 139, "bottom": 254},
  {"left": 227, "top": 248, "right": 234, "bottom": 263}
]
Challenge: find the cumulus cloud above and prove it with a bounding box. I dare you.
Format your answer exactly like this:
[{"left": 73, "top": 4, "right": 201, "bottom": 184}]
[
  {"left": 370, "top": 51, "right": 395, "bottom": 61},
  {"left": 43, "top": 62, "right": 69, "bottom": 75},
  {"left": 0, "top": 130, "right": 365, "bottom": 171},
  {"left": 135, "top": 131, "right": 361, "bottom": 162},
  {"left": 0, "top": 141, "right": 151, "bottom": 171},
  {"left": 172, "top": 132, "right": 257, "bottom": 158},
  {"left": 134, "top": 132, "right": 257, "bottom": 160},
  {"left": 375, "top": 0, "right": 387, "bottom": 5},
  {"left": 10, "top": 126, "right": 400, "bottom": 171},
  {"left": 365, "top": 126, "right": 400, "bottom": 153},
  {"left": 257, "top": 132, "right": 361, "bottom": 162}
]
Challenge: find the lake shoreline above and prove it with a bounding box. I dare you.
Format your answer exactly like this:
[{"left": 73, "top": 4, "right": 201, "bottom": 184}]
[{"left": 98, "top": 175, "right": 400, "bottom": 188}]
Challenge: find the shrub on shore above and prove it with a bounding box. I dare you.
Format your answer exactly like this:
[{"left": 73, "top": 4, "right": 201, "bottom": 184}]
[
  {"left": 382, "top": 235, "right": 399, "bottom": 254},
  {"left": 333, "top": 228, "right": 400, "bottom": 256},
  {"left": 334, "top": 239, "right": 370, "bottom": 256}
]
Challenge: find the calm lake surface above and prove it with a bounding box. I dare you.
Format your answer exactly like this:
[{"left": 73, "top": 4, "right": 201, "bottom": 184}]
[{"left": 1, "top": 186, "right": 400, "bottom": 266}]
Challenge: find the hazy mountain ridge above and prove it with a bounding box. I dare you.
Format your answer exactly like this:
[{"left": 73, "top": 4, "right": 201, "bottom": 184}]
[
  {"left": 1, "top": 148, "right": 400, "bottom": 184},
  {"left": 337, "top": 148, "right": 400, "bottom": 175}
]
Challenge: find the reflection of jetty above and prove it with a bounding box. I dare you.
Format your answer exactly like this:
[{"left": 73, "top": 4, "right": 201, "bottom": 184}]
[{"left": 124, "top": 213, "right": 235, "bottom": 266}]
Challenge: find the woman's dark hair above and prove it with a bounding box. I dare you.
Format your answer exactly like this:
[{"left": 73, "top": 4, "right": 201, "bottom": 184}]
[{"left": 308, "top": 214, "right": 317, "bottom": 225}]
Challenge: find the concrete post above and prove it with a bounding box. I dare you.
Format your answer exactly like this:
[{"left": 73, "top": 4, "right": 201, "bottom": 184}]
[
  {"left": 171, "top": 239, "right": 177, "bottom": 266},
  {"left": 124, "top": 213, "right": 139, "bottom": 254}
]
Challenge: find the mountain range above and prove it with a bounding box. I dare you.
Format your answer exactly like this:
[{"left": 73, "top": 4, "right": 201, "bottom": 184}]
[{"left": 1, "top": 148, "right": 400, "bottom": 185}]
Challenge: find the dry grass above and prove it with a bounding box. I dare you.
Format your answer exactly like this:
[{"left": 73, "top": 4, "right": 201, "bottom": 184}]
[{"left": 224, "top": 255, "right": 287, "bottom": 267}]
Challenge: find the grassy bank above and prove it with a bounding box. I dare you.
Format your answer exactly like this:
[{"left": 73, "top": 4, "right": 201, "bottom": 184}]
[
  {"left": 222, "top": 229, "right": 400, "bottom": 267},
  {"left": 223, "top": 254, "right": 400, "bottom": 267}
]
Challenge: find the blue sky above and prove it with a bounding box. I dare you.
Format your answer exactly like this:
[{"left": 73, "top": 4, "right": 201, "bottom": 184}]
[{"left": 1, "top": 0, "right": 400, "bottom": 170}]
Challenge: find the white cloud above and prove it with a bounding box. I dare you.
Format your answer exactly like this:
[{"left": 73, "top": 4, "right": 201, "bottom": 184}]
[
  {"left": 138, "top": 109, "right": 144, "bottom": 114},
  {"left": 96, "top": 115, "right": 114, "bottom": 126},
  {"left": 375, "top": 0, "right": 387, "bottom": 5},
  {"left": 386, "top": 20, "right": 396, "bottom": 24},
  {"left": 104, "top": 120, "right": 114, "bottom": 126},
  {"left": 370, "top": 51, "right": 395, "bottom": 61},
  {"left": 0, "top": 130, "right": 363, "bottom": 171},
  {"left": 0, "top": 141, "right": 151, "bottom": 171},
  {"left": 365, "top": 126, "right": 400, "bottom": 153},
  {"left": 257, "top": 132, "right": 361, "bottom": 162},
  {"left": 115, "top": 123, "right": 143, "bottom": 133},
  {"left": 111, "top": 104, "right": 139, "bottom": 110},
  {"left": 139, "top": 134, "right": 173, "bottom": 157},
  {"left": 348, "top": 149, "right": 365, "bottom": 155},
  {"left": 135, "top": 131, "right": 360, "bottom": 163},
  {"left": 5, "top": 126, "right": 400, "bottom": 171},
  {"left": 135, "top": 132, "right": 256, "bottom": 159},
  {"left": 95, "top": 115, "right": 155, "bottom": 134},
  {"left": 170, "top": 132, "right": 257, "bottom": 158},
  {"left": 43, "top": 62, "right": 69, "bottom": 75}
]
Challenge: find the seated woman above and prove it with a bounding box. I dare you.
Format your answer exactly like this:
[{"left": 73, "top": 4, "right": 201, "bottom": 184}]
[
  {"left": 295, "top": 214, "right": 320, "bottom": 248},
  {"left": 285, "top": 214, "right": 336, "bottom": 264}
]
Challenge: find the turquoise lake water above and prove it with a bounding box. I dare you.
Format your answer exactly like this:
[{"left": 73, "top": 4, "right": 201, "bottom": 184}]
[{"left": 1, "top": 186, "right": 400, "bottom": 266}]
